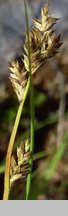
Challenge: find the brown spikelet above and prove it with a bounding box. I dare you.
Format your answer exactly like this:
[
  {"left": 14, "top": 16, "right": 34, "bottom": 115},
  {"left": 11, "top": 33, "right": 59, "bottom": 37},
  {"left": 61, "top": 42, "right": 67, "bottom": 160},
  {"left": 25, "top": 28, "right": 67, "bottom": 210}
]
[
  {"left": 9, "top": 60, "right": 28, "bottom": 102},
  {"left": 23, "top": 28, "right": 42, "bottom": 74},
  {"left": 9, "top": 4, "right": 62, "bottom": 94},
  {"left": 23, "top": 4, "right": 62, "bottom": 74},
  {"left": 33, "top": 4, "right": 58, "bottom": 33},
  {"left": 10, "top": 139, "right": 30, "bottom": 187}
]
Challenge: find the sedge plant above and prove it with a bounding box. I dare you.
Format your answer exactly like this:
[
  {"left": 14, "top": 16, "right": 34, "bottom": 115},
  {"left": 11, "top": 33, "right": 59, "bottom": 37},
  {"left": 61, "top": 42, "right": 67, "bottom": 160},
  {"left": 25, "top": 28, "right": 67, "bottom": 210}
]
[{"left": 3, "top": 3, "right": 62, "bottom": 200}]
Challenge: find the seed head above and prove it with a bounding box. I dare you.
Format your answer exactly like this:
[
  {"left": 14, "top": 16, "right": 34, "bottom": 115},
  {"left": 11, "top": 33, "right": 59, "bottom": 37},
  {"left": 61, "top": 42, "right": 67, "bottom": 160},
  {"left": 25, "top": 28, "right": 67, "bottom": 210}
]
[
  {"left": 9, "top": 4, "right": 62, "bottom": 99},
  {"left": 9, "top": 60, "right": 28, "bottom": 102},
  {"left": 10, "top": 139, "right": 30, "bottom": 186},
  {"left": 24, "top": 4, "right": 62, "bottom": 74},
  {"left": 33, "top": 4, "right": 58, "bottom": 33}
]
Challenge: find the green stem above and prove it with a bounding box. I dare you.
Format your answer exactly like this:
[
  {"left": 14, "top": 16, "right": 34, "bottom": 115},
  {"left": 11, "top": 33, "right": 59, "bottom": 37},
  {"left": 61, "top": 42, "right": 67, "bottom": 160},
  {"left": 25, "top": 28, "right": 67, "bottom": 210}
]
[
  {"left": 44, "top": 131, "right": 68, "bottom": 181},
  {"left": 24, "top": 0, "right": 34, "bottom": 200},
  {"left": 32, "top": 132, "right": 68, "bottom": 181},
  {"left": 33, "top": 151, "right": 47, "bottom": 161},
  {"left": 3, "top": 79, "right": 30, "bottom": 200}
]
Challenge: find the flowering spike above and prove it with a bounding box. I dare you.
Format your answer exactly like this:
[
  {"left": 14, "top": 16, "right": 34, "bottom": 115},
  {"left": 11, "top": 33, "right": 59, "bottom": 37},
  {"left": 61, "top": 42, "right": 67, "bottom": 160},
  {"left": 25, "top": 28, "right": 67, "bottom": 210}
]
[
  {"left": 9, "top": 4, "right": 62, "bottom": 95},
  {"left": 9, "top": 60, "right": 28, "bottom": 102},
  {"left": 33, "top": 4, "right": 58, "bottom": 33},
  {"left": 10, "top": 139, "right": 30, "bottom": 186}
]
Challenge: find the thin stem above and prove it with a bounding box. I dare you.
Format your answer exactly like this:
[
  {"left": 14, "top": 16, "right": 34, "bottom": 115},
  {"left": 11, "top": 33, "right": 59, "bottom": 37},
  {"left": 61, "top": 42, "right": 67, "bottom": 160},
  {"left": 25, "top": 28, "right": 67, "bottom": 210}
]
[
  {"left": 44, "top": 130, "right": 68, "bottom": 181},
  {"left": 32, "top": 131, "right": 68, "bottom": 180},
  {"left": 24, "top": 0, "right": 35, "bottom": 200},
  {"left": 33, "top": 151, "right": 47, "bottom": 161},
  {"left": 3, "top": 79, "right": 30, "bottom": 200}
]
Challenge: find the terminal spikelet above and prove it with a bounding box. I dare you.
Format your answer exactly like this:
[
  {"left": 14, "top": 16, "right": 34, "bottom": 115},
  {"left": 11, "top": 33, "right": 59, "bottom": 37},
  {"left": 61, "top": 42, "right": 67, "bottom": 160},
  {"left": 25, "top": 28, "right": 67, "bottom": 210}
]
[
  {"left": 9, "top": 4, "right": 62, "bottom": 96},
  {"left": 24, "top": 4, "right": 62, "bottom": 74},
  {"left": 33, "top": 4, "right": 58, "bottom": 33}
]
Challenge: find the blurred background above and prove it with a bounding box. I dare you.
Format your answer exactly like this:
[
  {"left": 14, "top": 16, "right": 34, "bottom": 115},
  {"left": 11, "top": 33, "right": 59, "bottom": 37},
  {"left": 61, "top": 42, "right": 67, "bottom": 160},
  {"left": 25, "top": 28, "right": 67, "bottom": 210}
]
[{"left": 0, "top": 0, "right": 68, "bottom": 200}]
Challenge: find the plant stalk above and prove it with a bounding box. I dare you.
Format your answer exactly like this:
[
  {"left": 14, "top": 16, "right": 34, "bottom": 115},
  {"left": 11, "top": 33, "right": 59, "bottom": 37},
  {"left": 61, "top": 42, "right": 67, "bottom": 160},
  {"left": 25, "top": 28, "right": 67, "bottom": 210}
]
[
  {"left": 3, "top": 79, "right": 30, "bottom": 200},
  {"left": 24, "top": 0, "right": 35, "bottom": 200}
]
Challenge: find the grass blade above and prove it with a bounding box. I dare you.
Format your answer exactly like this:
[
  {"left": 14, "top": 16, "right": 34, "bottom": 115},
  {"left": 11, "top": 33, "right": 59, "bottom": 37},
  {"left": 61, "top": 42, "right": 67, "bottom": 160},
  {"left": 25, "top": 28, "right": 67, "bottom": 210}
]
[
  {"left": 3, "top": 79, "right": 30, "bottom": 200},
  {"left": 24, "top": 0, "right": 35, "bottom": 200},
  {"left": 44, "top": 131, "right": 68, "bottom": 181}
]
